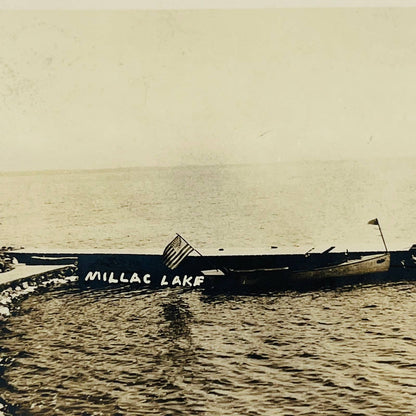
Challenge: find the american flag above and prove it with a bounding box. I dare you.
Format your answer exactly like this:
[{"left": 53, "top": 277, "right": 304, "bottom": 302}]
[{"left": 163, "top": 234, "right": 194, "bottom": 270}]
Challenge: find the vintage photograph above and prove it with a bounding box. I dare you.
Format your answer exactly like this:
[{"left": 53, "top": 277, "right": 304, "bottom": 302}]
[{"left": 1, "top": 1, "right": 416, "bottom": 414}]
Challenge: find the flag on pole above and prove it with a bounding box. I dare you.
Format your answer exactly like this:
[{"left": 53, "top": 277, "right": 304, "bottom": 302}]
[
  {"left": 163, "top": 234, "right": 194, "bottom": 270},
  {"left": 367, "top": 217, "right": 388, "bottom": 252}
]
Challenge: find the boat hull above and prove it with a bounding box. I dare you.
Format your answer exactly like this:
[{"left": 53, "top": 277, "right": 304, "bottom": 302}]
[
  {"left": 203, "top": 253, "right": 391, "bottom": 289},
  {"left": 290, "top": 253, "right": 390, "bottom": 280},
  {"left": 10, "top": 247, "right": 415, "bottom": 290}
]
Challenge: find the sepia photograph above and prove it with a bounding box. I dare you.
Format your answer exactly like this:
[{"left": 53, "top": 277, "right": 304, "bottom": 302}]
[{"left": 1, "top": 0, "right": 416, "bottom": 414}]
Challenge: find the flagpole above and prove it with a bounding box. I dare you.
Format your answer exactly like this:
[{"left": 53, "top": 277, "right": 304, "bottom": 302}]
[
  {"left": 176, "top": 233, "right": 228, "bottom": 273},
  {"left": 176, "top": 233, "right": 205, "bottom": 258},
  {"left": 369, "top": 219, "right": 388, "bottom": 253},
  {"left": 377, "top": 222, "right": 388, "bottom": 253}
]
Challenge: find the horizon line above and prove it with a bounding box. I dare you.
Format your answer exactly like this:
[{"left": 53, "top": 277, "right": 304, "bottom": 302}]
[{"left": 0, "top": 155, "right": 413, "bottom": 176}]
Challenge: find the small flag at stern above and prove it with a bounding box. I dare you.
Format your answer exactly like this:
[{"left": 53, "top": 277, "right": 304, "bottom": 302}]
[
  {"left": 368, "top": 218, "right": 379, "bottom": 225},
  {"left": 163, "top": 234, "right": 194, "bottom": 270}
]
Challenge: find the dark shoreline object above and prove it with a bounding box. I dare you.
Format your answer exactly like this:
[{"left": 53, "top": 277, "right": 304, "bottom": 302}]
[
  {"left": 7, "top": 244, "right": 416, "bottom": 291},
  {"left": 0, "top": 249, "right": 15, "bottom": 274}
]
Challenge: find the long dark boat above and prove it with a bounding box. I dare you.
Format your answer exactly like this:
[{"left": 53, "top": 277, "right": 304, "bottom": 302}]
[
  {"left": 202, "top": 253, "right": 390, "bottom": 289},
  {"left": 11, "top": 214, "right": 416, "bottom": 291}
]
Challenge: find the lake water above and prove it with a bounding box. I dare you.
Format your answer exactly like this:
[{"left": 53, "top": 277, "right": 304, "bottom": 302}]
[{"left": 1, "top": 159, "right": 416, "bottom": 415}]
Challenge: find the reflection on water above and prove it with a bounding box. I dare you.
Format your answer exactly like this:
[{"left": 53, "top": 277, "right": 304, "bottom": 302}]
[
  {"left": 148, "top": 292, "right": 197, "bottom": 414},
  {"left": 1, "top": 282, "right": 416, "bottom": 415}
]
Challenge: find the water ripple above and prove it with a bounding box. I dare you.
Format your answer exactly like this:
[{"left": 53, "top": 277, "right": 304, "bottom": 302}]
[{"left": 0, "top": 282, "right": 415, "bottom": 415}]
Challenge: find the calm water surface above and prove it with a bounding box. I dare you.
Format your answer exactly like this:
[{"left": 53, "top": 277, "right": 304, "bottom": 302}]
[{"left": 1, "top": 159, "right": 416, "bottom": 415}]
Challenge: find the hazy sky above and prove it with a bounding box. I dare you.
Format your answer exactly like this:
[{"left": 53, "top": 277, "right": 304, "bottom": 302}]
[{"left": 1, "top": 4, "right": 416, "bottom": 171}]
